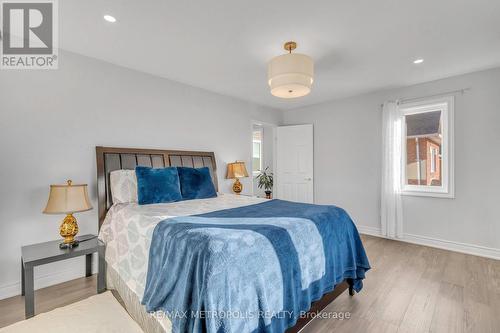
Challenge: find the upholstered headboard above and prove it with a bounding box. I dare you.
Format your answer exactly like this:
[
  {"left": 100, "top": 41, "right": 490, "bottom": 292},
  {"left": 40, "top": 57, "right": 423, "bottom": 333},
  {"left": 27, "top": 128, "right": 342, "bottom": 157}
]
[{"left": 96, "top": 146, "right": 218, "bottom": 229}]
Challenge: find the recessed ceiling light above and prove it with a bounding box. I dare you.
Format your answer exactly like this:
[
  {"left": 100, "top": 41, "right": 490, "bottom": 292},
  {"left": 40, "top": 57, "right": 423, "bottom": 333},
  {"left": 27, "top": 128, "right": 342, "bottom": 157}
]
[
  {"left": 413, "top": 59, "right": 424, "bottom": 64},
  {"left": 103, "top": 15, "right": 116, "bottom": 23}
]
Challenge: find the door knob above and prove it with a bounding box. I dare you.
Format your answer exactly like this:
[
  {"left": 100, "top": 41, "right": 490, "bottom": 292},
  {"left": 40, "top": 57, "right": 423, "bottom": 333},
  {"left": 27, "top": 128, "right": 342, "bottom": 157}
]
[{"left": 305, "top": 177, "right": 312, "bottom": 181}]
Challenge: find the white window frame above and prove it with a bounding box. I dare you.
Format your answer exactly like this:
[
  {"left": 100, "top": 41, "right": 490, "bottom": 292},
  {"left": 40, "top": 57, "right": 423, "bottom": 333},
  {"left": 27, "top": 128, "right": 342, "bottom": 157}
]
[
  {"left": 252, "top": 127, "right": 264, "bottom": 175},
  {"left": 400, "top": 96, "right": 454, "bottom": 198}
]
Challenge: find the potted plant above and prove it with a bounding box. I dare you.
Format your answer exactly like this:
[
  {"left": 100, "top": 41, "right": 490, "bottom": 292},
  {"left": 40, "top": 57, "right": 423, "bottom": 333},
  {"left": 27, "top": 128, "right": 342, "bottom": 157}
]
[{"left": 256, "top": 167, "right": 274, "bottom": 199}]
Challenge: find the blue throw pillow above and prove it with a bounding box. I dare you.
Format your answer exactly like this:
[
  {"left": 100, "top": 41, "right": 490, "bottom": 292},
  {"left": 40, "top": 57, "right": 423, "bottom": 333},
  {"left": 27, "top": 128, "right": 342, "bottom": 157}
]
[
  {"left": 177, "top": 167, "right": 217, "bottom": 200},
  {"left": 135, "top": 166, "right": 182, "bottom": 205}
]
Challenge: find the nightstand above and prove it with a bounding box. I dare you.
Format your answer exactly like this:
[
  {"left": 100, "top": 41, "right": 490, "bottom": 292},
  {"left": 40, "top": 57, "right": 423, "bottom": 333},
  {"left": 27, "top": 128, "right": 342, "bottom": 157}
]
[{"left": 21, "top": 234, "right": 106, "bottom": 318}]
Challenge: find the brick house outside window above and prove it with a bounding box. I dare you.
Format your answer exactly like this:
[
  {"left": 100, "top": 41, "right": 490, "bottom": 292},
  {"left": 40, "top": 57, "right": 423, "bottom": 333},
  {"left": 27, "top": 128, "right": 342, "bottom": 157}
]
[{"left": 405, "top": 110, "right": 442, "bottom": 186}]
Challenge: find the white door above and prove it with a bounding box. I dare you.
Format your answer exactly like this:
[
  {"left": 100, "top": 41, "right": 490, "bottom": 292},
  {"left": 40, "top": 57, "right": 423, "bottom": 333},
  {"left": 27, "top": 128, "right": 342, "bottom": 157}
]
[{"left": 276, "top": 124, "right": 314, "bottom": 203}]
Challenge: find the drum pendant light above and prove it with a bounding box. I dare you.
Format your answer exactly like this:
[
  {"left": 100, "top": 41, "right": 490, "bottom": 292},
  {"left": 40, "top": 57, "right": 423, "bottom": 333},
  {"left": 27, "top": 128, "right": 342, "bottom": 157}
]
[{"left": 268, "top": 41, "right": 314, "bottom": 98}]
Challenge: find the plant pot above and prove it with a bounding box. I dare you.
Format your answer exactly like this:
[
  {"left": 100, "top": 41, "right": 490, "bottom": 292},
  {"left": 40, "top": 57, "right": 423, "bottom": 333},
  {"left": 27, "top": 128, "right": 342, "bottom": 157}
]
[{"left": 265, "top": 191, "right": 272, "bottom": 199}]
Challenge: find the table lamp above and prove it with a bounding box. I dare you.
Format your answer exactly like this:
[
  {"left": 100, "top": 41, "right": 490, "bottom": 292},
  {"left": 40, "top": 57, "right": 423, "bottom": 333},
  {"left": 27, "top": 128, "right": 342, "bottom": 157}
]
[
  {"left": 226, "top": 161, "right": 249, "bottom": 194},
  {"left": 43, "top": 180, "right": 93, "bottom": 249}
]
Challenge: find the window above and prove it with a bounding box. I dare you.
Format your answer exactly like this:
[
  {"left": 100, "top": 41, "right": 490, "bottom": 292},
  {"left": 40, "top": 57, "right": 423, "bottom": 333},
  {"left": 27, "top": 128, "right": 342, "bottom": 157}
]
[
  {"left": 252, "top": 127, "right": 263, "bottom": 174},
  {"left": 400, "top": 96, "right": 454, "bottom": 197}
]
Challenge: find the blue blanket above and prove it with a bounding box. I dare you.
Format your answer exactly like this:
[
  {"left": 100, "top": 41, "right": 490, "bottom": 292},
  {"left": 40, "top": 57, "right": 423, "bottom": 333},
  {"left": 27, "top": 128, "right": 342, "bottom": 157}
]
[{"left": 142, "top": 199, "right": 370, "bottom": 333}]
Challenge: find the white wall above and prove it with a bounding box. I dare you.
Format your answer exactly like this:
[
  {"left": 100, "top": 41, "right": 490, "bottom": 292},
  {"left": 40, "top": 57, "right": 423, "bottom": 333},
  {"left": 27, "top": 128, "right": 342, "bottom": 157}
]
[
  {"left": 0, "top": 51, "right": 282, "bottom": 299},
  {"left": 282, "top": 67, "right": 500, "bottom": 257}
]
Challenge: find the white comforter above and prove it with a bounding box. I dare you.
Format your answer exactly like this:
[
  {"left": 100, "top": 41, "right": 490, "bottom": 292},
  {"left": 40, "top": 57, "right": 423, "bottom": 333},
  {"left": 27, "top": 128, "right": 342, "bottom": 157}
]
[{"left": 98, "top": 194, "right": 266, "bottom": 300}]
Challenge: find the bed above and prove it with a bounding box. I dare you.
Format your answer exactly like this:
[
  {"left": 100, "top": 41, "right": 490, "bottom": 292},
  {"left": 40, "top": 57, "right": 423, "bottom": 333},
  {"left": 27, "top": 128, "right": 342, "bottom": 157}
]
[{"left": 96, "top": 146, "right": 370, "bottom": 333}]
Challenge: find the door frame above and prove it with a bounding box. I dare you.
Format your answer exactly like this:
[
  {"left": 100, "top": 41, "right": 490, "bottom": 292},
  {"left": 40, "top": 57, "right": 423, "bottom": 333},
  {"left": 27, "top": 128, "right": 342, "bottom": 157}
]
[{"left": 250, "top": 120, "right": 277, "bottom": 197}]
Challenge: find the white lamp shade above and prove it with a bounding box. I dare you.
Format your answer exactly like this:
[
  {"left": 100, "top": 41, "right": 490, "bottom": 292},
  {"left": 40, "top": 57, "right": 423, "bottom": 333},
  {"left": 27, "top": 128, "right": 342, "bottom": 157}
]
[
  {"left": 43, "top": 183, "right": 93, "bottom": 214},
  {"left": 268, "top": 53, "right": 314, "bottom": 98}
]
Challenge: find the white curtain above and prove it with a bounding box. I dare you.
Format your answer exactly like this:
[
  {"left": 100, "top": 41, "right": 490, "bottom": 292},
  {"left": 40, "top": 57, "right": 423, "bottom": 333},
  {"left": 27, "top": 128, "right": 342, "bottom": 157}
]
[{"left": 381, "top": 101, "right": 403, "bottom": 238}]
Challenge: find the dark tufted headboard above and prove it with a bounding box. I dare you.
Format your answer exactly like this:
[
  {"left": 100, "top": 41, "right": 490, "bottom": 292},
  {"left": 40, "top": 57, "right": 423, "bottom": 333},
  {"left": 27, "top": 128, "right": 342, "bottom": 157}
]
[{"left": 96, "top": 146, "right": 218, "bottom": 230}]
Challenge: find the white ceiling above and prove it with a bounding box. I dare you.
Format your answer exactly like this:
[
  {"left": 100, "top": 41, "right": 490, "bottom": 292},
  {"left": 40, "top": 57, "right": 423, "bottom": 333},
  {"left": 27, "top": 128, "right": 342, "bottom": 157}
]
[{"left": 60, "top": 0, "right": 500, "bottom": 110}]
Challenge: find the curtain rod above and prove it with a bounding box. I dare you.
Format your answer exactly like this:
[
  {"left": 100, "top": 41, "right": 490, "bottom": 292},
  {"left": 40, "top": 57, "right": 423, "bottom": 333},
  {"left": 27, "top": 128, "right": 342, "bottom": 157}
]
[{"left": 381, "top": 87, "right": 471, "bottom": 107}]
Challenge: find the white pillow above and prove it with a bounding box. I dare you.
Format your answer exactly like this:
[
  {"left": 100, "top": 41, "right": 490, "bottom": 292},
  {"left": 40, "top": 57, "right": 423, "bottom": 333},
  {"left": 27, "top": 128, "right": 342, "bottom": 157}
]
[{"left": 110, "top": 169, "right": 138, "bottom": 204}]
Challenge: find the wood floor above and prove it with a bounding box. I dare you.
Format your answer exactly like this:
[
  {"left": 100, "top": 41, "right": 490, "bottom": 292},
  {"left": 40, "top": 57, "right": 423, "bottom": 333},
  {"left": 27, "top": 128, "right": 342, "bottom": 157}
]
[
  {"left": 1, "top": 235, "right": 499, "bottom": 332},
  {"left": 0, "top": 274, "right": 98, "bottom": 328},
  {"left": 302, "top": 235, "right": 500, "bottom": 333}
]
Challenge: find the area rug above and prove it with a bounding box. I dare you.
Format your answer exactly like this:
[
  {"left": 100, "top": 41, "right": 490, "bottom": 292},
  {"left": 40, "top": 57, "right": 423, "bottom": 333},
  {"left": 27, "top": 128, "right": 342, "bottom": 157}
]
[{"left": 0, "top": 292, "right": 143, "bottom": 333}]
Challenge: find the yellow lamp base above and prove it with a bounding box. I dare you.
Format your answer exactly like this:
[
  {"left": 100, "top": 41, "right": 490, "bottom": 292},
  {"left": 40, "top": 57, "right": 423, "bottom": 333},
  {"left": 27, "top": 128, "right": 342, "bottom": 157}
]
[
  {"left": 232, "top": 178, "right": 243, "bottom": 194},
  {"left": 59, "top": 213, "right": 79, "bottom": 248}
]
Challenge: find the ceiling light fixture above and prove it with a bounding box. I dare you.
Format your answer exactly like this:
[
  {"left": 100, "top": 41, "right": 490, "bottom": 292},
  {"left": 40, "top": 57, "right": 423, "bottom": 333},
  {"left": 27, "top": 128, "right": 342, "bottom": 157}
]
[
  {"left": 268, "top": 41, "right": 314, "bottom": 99},
  {"left": 103, "top": 15, "right": 117, "bottom": 23},
  {"left": 413, "top": 58, "right": 424, "bottom": 64}
]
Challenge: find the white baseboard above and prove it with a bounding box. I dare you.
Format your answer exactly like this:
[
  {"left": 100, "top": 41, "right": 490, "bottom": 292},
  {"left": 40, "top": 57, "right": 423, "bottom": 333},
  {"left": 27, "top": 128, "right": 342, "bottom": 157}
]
[
  {"left": 402, "top": 233, "right": 500, "bottom": 260},
  {"left": 0, "top": 259, "right": 97, "bottom": 301},
  {"left": 356, "top": 225, "right": 500, "bottom": 260},
  {"left": 356, "top": 225, "right": 383, "bottom": 237}
]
